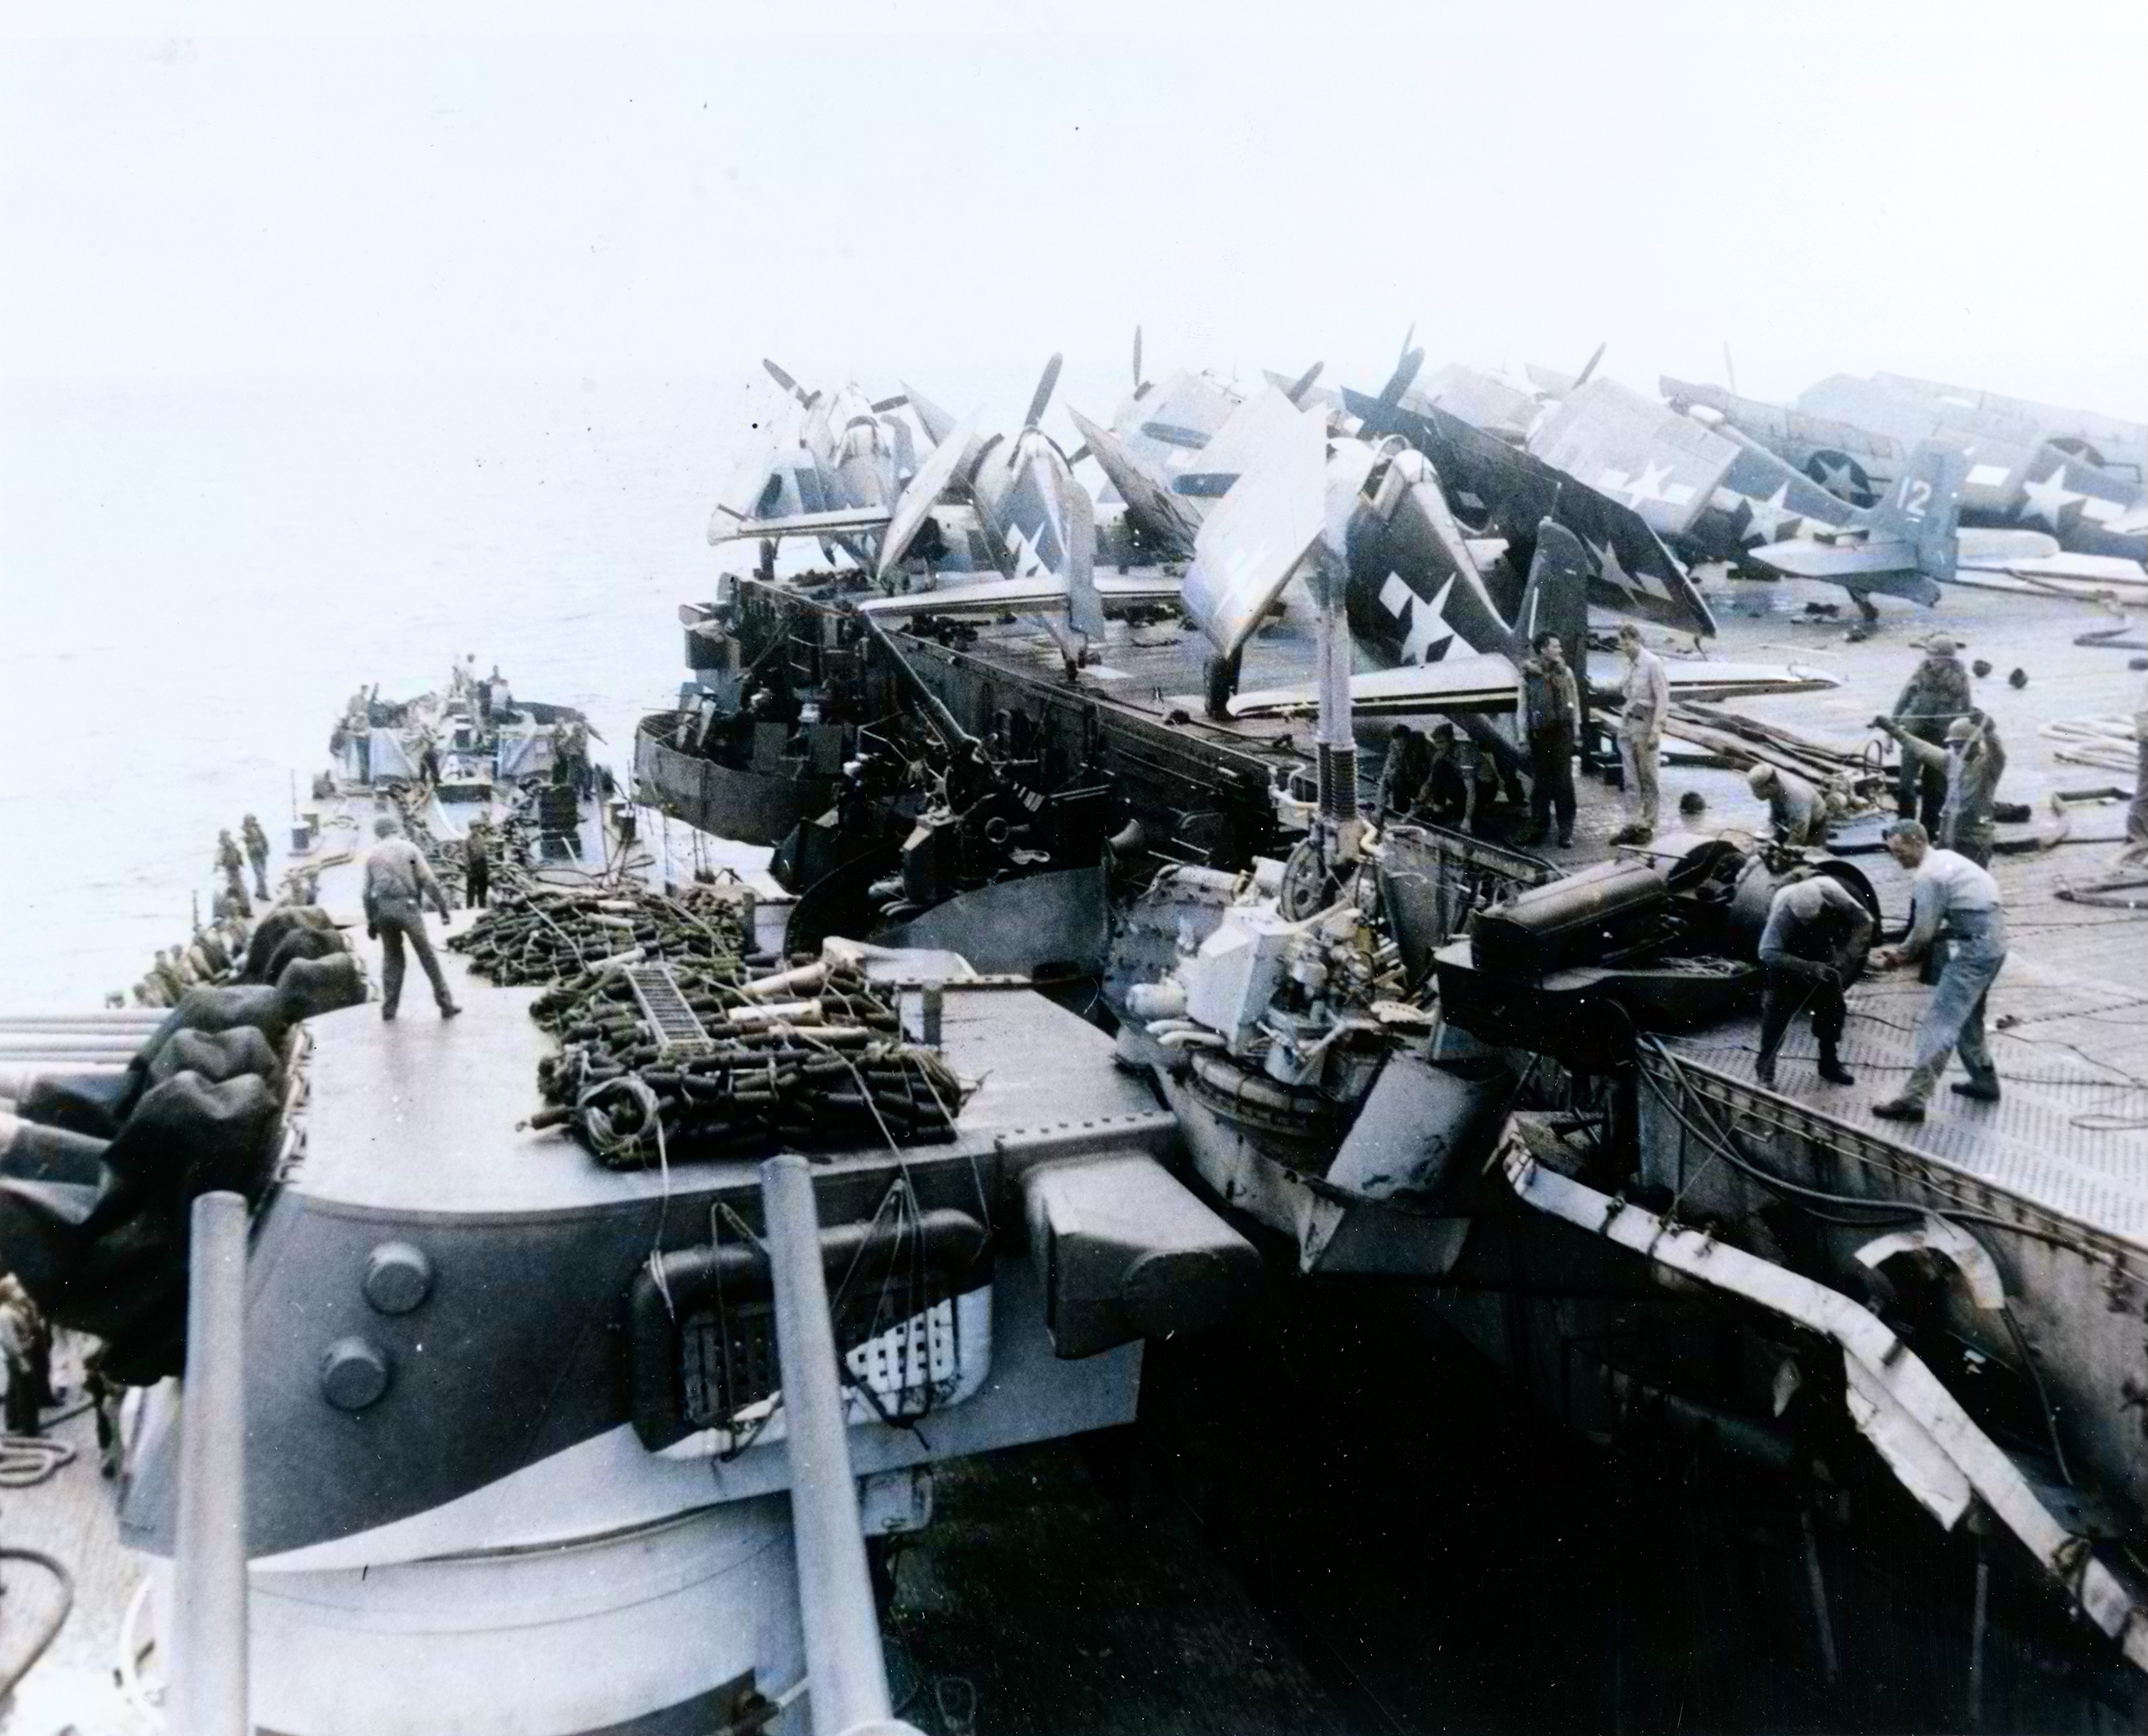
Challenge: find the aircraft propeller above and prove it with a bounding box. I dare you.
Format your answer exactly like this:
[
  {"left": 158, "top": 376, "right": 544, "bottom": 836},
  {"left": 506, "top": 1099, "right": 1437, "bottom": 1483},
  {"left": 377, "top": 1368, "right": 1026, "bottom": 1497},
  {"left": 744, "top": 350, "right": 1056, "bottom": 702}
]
[
  {"left": 1281, "top": 360, "right": 1326, "bottom": 406},
  {"left": 1377, "top": 325, "right": 1427, "bottom": 407},
  {"left": 1573, "top": 341, "right": 1608, "bottom": 390},
  {"left": 1024, "top": 353, "right": 1063, "bottom": 431},
  {"left": 762, "top": 357, "right": 821, "bottom": 409}
]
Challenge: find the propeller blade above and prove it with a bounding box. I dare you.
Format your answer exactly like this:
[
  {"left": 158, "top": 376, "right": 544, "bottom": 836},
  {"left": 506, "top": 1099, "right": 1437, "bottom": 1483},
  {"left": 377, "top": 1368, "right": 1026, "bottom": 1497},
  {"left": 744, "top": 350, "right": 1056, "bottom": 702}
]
[
  {"left": 1378, "top": 347, "right": 1426, "bottom": 409},
  {"left": 1574, "top": 341, "right": 1607, "bottom": 389},
  {"left": 1721, "top": 342, "right": 1737, "bottom": 397},
  {"left": 871, "top": 393, "right": 909, "bottom": 413},
  {"left": 1399, "top": 323, "right": 1416, "bottom": 369},
  {"left": 1133, "top": 326, "right": 1144, "bottom": 391},
  {"left": 1284, "top": 360, "right": 1325, "bottom": 405},
  {"left": 762, "top": 358, "right": 813, "bottom": 405},
  {"left": 1140, "top": 421, "right": 1212, "bottom": 451},
  {"left": 1024, "top": 353, "right": 1063, "bottom": 430},
  {"left": 1067, "top": 445, "right": 1091, "bottom": 468}
]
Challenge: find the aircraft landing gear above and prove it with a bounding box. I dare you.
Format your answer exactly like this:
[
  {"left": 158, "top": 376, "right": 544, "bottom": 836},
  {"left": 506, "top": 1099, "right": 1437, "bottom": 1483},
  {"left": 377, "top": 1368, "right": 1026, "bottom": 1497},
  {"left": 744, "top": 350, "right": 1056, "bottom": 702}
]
[{"left": 1203, "top": 649, "right": 1242, "bottom": 722}]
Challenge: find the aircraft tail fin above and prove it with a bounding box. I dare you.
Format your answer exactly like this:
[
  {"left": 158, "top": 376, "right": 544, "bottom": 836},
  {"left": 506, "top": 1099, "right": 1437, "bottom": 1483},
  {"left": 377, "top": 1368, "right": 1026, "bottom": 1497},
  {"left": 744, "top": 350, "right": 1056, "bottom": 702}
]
[
  {"left": 1514, "top": 519, "right": 1591, "bottom": 673},
  {"left": 1869, "top": 439, "right": 1966, "bottom": 579},
  {"left": 1749, "top": 441, "right": 1960, "bottom": 604}
]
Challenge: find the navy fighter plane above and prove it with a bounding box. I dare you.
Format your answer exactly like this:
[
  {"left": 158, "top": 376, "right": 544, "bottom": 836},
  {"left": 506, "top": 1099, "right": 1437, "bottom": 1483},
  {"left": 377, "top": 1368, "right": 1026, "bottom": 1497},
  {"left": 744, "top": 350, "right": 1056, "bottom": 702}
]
[
  {"left": 1354, "top": 363, "right": 2091, "bottom": 618},
  {"left": 1662, "top": 373, "right": 2148, "bottom": 566},
  {"left": 706, "top": 361, "right": 926, "bottom": 571},
  {"left": 1857, "top": 372, "right": 2145, "bottom": 482},
  {"left": 854, "top": 356, "right": 1184, "bottom": 670},
  {"left": 1087, "top": 326, "right": 1249, "bottom": 477},
  {"left": 1133, "top": 392, "right": 1833, "bottom": 724}
]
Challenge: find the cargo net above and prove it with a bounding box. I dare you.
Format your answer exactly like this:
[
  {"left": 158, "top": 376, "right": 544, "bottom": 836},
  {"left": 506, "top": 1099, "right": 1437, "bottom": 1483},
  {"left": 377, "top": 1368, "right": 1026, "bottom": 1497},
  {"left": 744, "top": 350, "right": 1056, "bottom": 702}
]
[
  {"left": 456, "top": 883, "right": 967, "bottom": 1164},
  {"left": 447, "top": 881, "right": 749, "bottom": 986},
  {"left": 684, "top": 1185, "right": 972, "bottom": 1453},
  {"left": 533, "top": 959, "right": 967, "bottom": 1166}
]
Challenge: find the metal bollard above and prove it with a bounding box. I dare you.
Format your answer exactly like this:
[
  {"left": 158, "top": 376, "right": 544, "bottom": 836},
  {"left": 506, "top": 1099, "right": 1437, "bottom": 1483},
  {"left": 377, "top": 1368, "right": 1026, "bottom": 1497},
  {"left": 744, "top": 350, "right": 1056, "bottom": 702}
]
[
  {"left": 760, "top": 1155, "right": 924, "bottom": 1736},
  {"left": 170, "top": 1190, "right": 250, "bottom": 1736}
]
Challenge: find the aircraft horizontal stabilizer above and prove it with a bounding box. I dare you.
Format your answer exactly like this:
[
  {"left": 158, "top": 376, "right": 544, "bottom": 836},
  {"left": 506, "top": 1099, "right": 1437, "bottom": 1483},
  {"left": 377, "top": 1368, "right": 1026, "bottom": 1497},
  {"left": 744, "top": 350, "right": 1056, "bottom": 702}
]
[
  {"left": 1229, "top": 655, "right": 1523, "bottom": 719},
  {"left": 856, "top": 576, "right": 1072, "bottom": 618},
  {"left": 1974, "top": 551, "right": 2148, "bottom": 585},
  {"left": 1228, "top": 649, "right": 1835, "bottom": 721},
  {"left": 1746, "top": 536, "right": 1945, "bottom": 607},
  {"left": 856, "top": 570, "right": 1185, "bottom": 621},
  {"left": 706, "top": 503, "right": 895, "bottom": 548}
]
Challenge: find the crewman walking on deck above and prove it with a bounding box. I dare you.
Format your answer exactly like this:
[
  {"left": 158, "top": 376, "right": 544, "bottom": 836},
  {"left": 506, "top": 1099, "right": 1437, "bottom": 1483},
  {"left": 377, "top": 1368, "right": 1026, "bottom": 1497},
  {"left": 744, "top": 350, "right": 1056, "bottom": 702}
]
[
  {"left": 1610, "top": 623, "right": 1669, "bottom": 845},
  {"left": 241, "top": 812, "right": 272, "bottom": 900},
  {"left": 1747, "top": 764, "right": 1828, "bottom": 849},
  {"left": 1888, "top": 636, "right": 1972, "bottom": 830},
  {"left": 214, "top": 829, "right": 253, "bottom": 918},
  {"left": 149, "top": 948, "right": 185, "bottom": 1005},
  {"left": 362, "top": 815, "right": 461, "bottom": 1022},
  {"left": 1869, "top": 820, "right": 2006, "bottom": 1122},
  {"left": 1754, "top": 876, "right": 1873, "bottom": 1089},
  {"left": 1520, "top": 632, "right": 1580, "bottom": 848},
  {"left": 463, "top": 821, "right": 493, "bottom": 910},
  {"left": 1878, "top": 711, "right": 2006, "bottom": 866}
]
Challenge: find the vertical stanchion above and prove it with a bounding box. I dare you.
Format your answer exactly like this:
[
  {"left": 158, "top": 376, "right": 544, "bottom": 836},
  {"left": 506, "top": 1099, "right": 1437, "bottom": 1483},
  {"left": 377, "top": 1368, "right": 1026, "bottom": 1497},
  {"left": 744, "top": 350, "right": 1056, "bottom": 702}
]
[
  {"left": 170, "top": 1190, "right": 250, "bottom": 1736},
  {"left": 760, "top": 1154, "right": 906, "bottom": 1736}
]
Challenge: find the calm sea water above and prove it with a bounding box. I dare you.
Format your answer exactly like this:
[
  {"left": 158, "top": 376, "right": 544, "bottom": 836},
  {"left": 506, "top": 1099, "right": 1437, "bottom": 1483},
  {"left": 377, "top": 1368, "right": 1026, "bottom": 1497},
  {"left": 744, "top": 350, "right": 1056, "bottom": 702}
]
[{"left": 0, "top": 374, "right": 739, "bottom": 1007}]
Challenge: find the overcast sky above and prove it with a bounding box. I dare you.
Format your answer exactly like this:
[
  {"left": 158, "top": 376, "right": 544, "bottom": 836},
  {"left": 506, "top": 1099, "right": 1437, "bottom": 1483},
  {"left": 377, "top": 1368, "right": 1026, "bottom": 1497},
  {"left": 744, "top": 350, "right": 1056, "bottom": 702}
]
[{"left": 3, "top": 0, "right": 2144, "bottom": 428}]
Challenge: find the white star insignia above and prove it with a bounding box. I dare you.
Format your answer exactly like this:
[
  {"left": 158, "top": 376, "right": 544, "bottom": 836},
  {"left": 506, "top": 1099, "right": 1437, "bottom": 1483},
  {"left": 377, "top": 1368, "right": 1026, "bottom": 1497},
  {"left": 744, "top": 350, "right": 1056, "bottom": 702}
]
[
  {"left": 1739, "top": 483, "right": 1801, "bottom": 545},
  {"left": 2018, "top": 467, "right": 2084, "bottom": 531},
  {"left": 1379, "top": 571, "right": 1456, "bottom": 664},
  {"left": 1629, "top": 460, "right": 1674, "bottom": 505},
  {"left": 1588, "top": 536, "right": 1670, "bottom": 602}
]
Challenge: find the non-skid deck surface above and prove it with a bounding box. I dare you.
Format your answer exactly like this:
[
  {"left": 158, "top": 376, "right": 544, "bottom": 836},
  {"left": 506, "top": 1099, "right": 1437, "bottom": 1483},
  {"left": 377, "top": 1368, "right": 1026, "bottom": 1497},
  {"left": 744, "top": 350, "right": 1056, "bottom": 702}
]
[{"left": 1645, "top": 579, "right": 2147, "bottom": 1247}]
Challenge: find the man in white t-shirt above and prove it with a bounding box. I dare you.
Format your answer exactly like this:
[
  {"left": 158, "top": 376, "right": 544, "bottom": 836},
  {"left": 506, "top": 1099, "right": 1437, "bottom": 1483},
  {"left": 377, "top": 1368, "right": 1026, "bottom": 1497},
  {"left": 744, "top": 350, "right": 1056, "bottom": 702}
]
[
  {"left": 1869, "top": 820, "right": 2005, "bottom": 1122},
  {"left": 362, "top": 815, "right": 461, "bottom": 1022},
  {"left": 1609, "top": 623, "right": 1670, "bottom": 845}
]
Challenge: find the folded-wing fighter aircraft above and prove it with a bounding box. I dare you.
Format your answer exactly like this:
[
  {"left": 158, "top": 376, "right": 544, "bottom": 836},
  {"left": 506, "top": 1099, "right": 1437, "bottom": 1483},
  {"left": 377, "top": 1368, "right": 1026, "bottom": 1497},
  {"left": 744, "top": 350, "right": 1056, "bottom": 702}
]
[
  {"left": 1663, "top": 373, "right": 2148, "bottom": 566},
  {"left": 1369, "top": 366, "right": 2110, "bottom": 616},
  {"left": 1169, "top": 393, "right": 1833, "bottom": 722},
  {"left": 1341, "top": 378, "right": 1720, "bottom": 637},
  {"left": 1087, "top": 326, "right": 1249, "bottom": 479},
  {"left": 706, "top": 361, "right": 929, "bottom": 569},
  {"left": 853, "top": 357, "right": 1183, "bottom": 659},
  {"left": 1862, "top": 372, "right": 2145, "bottom": 483}
]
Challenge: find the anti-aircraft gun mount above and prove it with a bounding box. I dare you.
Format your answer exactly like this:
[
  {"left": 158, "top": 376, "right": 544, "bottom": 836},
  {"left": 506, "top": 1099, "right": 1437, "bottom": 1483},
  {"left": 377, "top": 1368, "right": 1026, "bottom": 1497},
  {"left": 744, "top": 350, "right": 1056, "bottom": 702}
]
[{"left": 770, "top": 612, "right": 1131, "bottom": 977}]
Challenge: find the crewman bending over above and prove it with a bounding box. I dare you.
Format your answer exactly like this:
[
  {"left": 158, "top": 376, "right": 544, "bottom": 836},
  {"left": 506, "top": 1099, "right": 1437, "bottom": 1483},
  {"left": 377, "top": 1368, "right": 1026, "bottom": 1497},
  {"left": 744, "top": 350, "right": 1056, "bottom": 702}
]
[
  {"left": 1747, "top": 764, "right": 1827, "bottom": 849},
  {"left": 1754, "top": 876, "right": 1872, "bottom": 1089},
  {"left": 362, "top": 815, "right": 461, "bottom": 1023},
  {"left": 1869, "top": 820, "right": 2005, "bottom": 1122}
]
